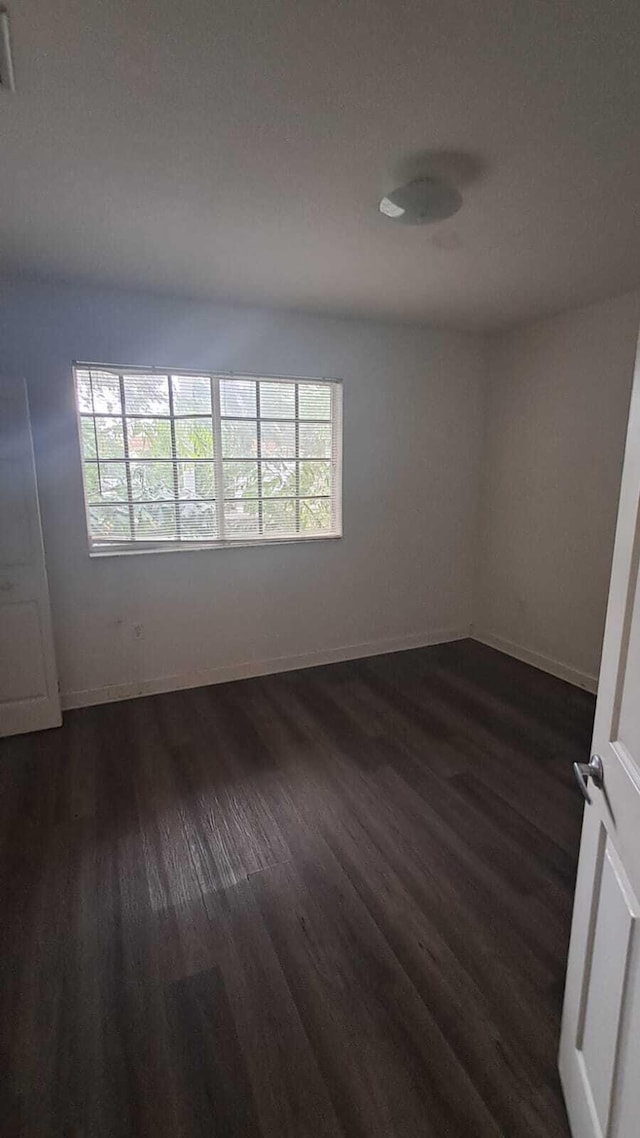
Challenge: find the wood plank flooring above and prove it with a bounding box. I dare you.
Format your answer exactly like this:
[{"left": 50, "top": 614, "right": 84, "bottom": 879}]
[{"left": 0, "top": 639, "right": 595, "bottom": 1137}]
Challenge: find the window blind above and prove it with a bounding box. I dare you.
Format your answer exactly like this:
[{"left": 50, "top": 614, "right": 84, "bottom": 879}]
[{"left": 74, "top": 366, "right": 342, "bottom": 554}]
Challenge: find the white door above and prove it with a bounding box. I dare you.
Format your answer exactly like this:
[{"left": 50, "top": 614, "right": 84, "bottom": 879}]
[
  {"left": 0, "top": 377, "right": 61, "bottom": 736},
  {"left": 559, "top": 333, "right": 640, "bottom": 1137}
]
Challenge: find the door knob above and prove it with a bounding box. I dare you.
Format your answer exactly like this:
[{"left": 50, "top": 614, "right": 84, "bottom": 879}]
[{"left": 573, "top": 754, "right": 604, "bottom": 805}]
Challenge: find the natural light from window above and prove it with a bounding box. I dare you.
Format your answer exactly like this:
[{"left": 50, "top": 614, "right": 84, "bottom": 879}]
[{"left": 74, "top": 365, "right": 342, "bottom": 554}]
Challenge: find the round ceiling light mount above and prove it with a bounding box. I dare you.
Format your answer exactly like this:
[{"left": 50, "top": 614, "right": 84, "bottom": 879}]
[{"left": 379, "top": 177, "right": 462, "bottom": 225}]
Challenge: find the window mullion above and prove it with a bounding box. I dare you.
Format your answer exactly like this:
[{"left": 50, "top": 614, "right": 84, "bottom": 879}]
[
  {"left": 256, "top": 382, "right": 263, "bottom": 535},
  {"left": 295, "top": 383, "right": 300, "bottom": 533},
  {"left": 88, "top": 372, "right": 101, "bottom": 493},
  {"left": 119, "top": 374, "right": 136, "bottom": 541},
  {"left": 167, "top": 376, "right": 181, "bottom": 540},
  {"left": 211, "top": 376, "right": 225, "bottom": 541},
  {"left": 331, "top": 383, "right": 342, "bottom": 535}
]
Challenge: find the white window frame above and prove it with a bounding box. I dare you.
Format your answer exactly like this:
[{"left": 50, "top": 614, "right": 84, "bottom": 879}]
[{"left": 74, "top": 364, "right": 343, "bottom": 556}]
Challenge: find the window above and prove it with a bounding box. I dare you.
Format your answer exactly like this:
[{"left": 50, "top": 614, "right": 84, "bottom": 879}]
[{"left": 75, "top": 365, "right": 342, "bottom": 554}]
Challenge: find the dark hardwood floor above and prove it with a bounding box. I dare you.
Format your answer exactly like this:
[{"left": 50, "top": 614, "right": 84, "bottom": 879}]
[{"left": 0, "top": 639, "right": 595, "bottom": 1137}]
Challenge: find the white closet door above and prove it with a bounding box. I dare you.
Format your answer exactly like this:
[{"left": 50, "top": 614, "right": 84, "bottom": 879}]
[
  {"left": 0, "top": 377, "right": 61, "bottom": 736},
  {"left": 559, "top": 326, "right": 640, "bottom": 1138}
]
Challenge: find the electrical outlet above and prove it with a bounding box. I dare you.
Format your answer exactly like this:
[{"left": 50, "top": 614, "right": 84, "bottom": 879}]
[{"left": 132, "top": 623, "right": 144, "bottom": 640}]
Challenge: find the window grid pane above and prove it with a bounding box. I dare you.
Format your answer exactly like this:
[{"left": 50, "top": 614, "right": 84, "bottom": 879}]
[{"left": 76, "top": 367, "right": 340, "bottom": 550}]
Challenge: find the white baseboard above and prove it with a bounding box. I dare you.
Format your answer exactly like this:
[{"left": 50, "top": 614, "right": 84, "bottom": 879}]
[
  {"left": 61, "top": 625, "right": 472, "bottom": 710},
  {"left": 472, "top": 630, "right": 598, "bottom": 694}
]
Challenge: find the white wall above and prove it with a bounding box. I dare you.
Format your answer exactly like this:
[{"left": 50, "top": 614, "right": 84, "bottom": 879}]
[
  {"left": 0, "top": 277, "right": 486, "bottom": 706},
  {"left": 476, "top": 290, "right": 640, "bottom": 691}
]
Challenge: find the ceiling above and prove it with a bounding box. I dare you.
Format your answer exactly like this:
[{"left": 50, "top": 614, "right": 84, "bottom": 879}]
[{"left": 2, "top": 0, "right": 640, "bottom": 330}]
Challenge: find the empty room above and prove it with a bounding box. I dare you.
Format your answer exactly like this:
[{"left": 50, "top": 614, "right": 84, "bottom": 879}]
[{"left": 2, "top": 2, "right": 640, "bottom": 1136}]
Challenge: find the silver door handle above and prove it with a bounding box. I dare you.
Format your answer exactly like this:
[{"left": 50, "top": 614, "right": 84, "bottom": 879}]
[{"left": 573, "top": 754, "right": 604, "bottom": 804}]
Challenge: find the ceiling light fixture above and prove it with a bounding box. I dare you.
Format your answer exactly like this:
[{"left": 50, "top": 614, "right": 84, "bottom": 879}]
[{"left": 379, "top": 177, "right": 462, "bottom": 225}]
